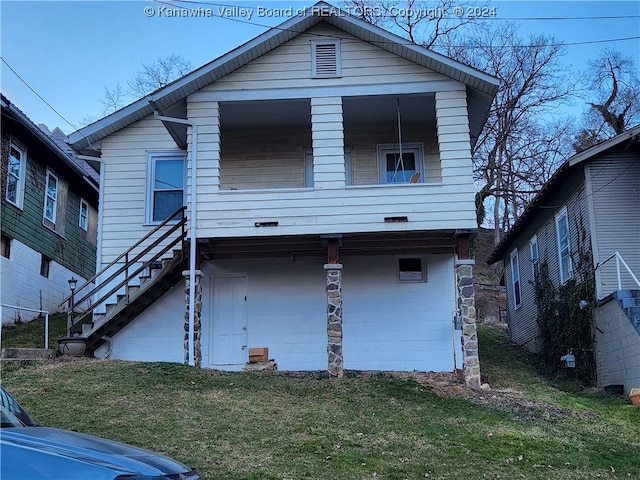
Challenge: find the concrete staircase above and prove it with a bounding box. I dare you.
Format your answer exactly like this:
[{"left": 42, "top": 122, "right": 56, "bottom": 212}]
[{"left": 616, "top": 290, "right": 640, "bottom": 334}]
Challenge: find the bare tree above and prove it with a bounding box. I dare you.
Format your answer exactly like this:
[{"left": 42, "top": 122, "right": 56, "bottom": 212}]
[
  {"left": 343, "top": 3, "right": 577, "bottom": 243},
  {"left": 95, "top": 54, "right": 193, "bottom": 117},
  {"left": 127, "top": 54, "right": 193, "bottom": 98},
  {"left": 342, "top": 0, "right": 484, "bottom": 47},
  {"left": 443, "top": 24, "right": 576, "bottom": 243},
  {"left": 574, "top": 49, "right": 640, "bottom": 150}
]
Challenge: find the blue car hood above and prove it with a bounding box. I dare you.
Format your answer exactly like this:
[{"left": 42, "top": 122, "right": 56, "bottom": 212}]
[{"left": 1, "top": 426, "right": 197, "bottom": 480}]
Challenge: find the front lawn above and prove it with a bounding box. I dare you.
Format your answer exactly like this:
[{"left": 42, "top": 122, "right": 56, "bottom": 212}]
[{"left": 1, "top": 325, "right": 638, "bottom": 479}]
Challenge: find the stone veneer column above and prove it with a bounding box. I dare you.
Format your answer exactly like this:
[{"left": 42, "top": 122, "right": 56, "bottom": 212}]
[
  {"left": 325, "top": 264, "right": 344, "bottom": 377},
  {"left": 456, "top": 260, "right": 481, "bottom": 389},
  {"left": 183, "top": 270, "right": 204, "bottom": 368}
]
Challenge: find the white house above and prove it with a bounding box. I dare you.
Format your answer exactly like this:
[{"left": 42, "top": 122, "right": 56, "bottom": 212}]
[{"left": 68, "top": 2, "right": 499, "bottom": 387}]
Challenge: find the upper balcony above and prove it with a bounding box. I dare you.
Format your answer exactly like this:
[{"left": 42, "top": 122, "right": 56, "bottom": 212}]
[{"left": 189, "top": 92, "right": 477, "bottom": 239}]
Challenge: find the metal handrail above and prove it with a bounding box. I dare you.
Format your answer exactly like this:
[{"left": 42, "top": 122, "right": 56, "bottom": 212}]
[
  {"left": 59, "top": 206, "right": 187, "bottom": 332},
  {"left": 595, "top": 251, "right": 640, "bottom": 298}
]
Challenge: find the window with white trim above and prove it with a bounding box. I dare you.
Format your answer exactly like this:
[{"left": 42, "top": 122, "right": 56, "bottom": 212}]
[
  {"left": 79, "top": 198, "right": 89, "bottom": 231},
  {"left": 43, "top": 170, "right": 58, "bottom": 223},
  {"left": 146, "top": 152, "right": 186, "bottom": 223},
  {"left": 377, "top": 143, "right": 424, "bottom": 184},
  {"left": 510, "top": 248, "right": 522, "bottom": 308},
  {"left": 555, "top": 208, "right": 573, "bottom": 283},
  {"left": 6, "top": 140, "right": 26, "bottom": 208},
  {"left": 529, "top": 235, "right": 539, "bottom": 278},
  {"left": 311, "top": 39, "right": 341, "bottom": 78}
]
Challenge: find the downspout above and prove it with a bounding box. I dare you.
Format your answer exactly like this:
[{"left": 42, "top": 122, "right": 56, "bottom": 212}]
[{"left": 152, "top": 108, "right": 197, "bottom": 367}]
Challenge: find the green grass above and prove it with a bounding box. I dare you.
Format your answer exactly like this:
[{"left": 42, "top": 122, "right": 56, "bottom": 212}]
[
  {"left": 1, "top": 313, "right": 68, "bottom": 349},
  {"left": 2, "top": 324, "right": 639, "bottom": 479}
]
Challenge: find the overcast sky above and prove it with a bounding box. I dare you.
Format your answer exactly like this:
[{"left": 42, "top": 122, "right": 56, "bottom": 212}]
[{"left": 1, "top": 0, "right": 638, "bottom": 133}]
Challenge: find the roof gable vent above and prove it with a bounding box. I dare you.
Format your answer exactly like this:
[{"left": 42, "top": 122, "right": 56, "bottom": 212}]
[{"left": 312, "top": 39, "right": 341, "bottom": 78}]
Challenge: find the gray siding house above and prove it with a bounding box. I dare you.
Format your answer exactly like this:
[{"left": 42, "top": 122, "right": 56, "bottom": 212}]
[{"left": 488, "top": 125, "right": 640, "bottom": 393}]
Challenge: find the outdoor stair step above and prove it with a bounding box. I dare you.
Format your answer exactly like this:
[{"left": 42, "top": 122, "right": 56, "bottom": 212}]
[
  {"left": 1, "top": 347, "right": 57, "bottom": 361},
  {"left": 81, "top": 323, "right": 95, "bottom": 335}
]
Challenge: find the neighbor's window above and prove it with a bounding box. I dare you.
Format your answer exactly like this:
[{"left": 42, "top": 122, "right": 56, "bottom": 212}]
[
  {"left": 529, "top": 235, "right": 539, "bottom": 278},
  {"left": 79, "top": 199, "right": 89, "bottom": 231},
  {"left": 40, "top": 255, "right": 51, "bottom": 278},
  {"left": 510, "top": 248, "right": 522, "bottom": 308},
  {"left": 146, "top": 152, "right": 186, "bottom": 223},
  {"left": 555, "top": 207, "right": 573, "bottom": 283},
  {"left": 43, "top": 170, "right": 58, "bottom": 223},
  {"left": 311, "top": 38, "right": 341, "bottom": 78},
  {"left": 398, "top": 256, "right": 426, "bottom": 282},
  {"left": 378, "top": 143, "right": 424, "bottom": 184},
  {"left": 6, "top": 140, "right": 26, "bottom": 208}
]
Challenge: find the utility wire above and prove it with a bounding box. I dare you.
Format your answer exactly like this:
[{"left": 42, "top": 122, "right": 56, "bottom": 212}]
[{"left": 1, "top": 57, "right": 80, "bottom": 132}]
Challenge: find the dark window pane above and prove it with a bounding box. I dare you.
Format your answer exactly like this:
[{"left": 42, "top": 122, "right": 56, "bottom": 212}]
[{"left": 153, "top": 191, "right": 183, "bottom": 222}]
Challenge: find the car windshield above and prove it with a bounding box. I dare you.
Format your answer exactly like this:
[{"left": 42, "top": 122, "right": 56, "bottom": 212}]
[{"left": 0, "top": 386, "right": 39, "bottom": 427}]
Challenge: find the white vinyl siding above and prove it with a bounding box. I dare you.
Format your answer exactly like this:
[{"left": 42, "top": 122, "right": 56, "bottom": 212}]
[
  {"left": 197, "top": 24, "right": 452, "bottom": 94},
  {"left": 6, "top": 140, "right": 26, "bottom": 208},
  {"left": 555, "top": 207, "right": 573, "bottom": 284},
  {"left": 510, "top": 248, "right": 522, "bottom": 309},
  {"left": 587, "top": 153, "right": 640, "bottom": 297},
  {"left": 99, "top": 115, "right": 181, "bottom": 262}
]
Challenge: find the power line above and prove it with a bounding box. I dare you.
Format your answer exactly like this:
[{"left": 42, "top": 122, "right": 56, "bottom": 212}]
[
  {"left": 157, "top": 0, "right": 640, "bottom": 49},
  {"left": 1, "top": 57, "right": 80, "bottom": 132}
]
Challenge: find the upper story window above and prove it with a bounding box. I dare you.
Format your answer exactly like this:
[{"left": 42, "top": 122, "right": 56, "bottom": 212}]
[
  {"left": 378, "top": 143, "right": 424, "bottom": 184},
  {"left": 6, "top": 140, "right": 26, "bottom": 208},
  {"left": 146, "top": 152, "right": 186, "bottom": 223},
  {"left": 311, "top": 38, "right": 341, "bottom": 78},
  {"left": 44, "top": 170, "right": 58, "bottom": 223},
  {"left": 79, "top": 198, "right": 89, "bottom": 231},
  {"left": 555, "top": 207, "right": 573, "bottom": 283},
  {"left": 529, "top": 235, "right": 539, "bottom": 278},
  {"left": 510, "top": 248, "right": 522, "bottom": 309}
]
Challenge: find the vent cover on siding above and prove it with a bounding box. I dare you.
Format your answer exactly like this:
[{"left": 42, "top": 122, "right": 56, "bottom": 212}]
[{"left": 312, "top": 39, "right": 341, "bottom": 78}]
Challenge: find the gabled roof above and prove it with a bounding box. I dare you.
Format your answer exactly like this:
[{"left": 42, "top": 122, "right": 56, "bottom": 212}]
[
  {"left": 487, "top": 124, "right": 640, "bottom": 264},
  {"left": 1, "top": 94, "right": 99, "bottom": 192},
  {"left": 69, "top": 1, "right": 499, "bottom": 154}
]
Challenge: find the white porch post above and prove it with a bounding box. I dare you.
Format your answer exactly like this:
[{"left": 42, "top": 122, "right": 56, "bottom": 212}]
[{"left": 311, "top": 96, "right": 345, "bottom": 189}]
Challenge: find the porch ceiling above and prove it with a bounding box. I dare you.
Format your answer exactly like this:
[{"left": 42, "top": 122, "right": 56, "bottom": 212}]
[
  {"left": 199, "top": 230, "right": 457, "bottom": 260},
  {"left": 219, "top": 94, "right": 436, "bottom": 130}
]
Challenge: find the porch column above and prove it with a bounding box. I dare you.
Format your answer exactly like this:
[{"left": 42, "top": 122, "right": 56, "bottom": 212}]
[
  {"left": 456, "top": 259, "right": 481, "bottom": 389},
  {"left": 325, "top": 263, "right": 344, "bottom": 377},
  {"left": 183, "top": 270, "right": 204, "bottom": 367},
  {"left": 311, "top": 96, "right": 345, "bottom": 189}
]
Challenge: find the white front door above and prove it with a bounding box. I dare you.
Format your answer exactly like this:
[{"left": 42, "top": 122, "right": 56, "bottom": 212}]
[{"left": 210, "top": 276, "right": 247, "bottom": 369}]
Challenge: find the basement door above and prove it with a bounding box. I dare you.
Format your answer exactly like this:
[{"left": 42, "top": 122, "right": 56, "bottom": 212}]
[{"left": 209, "top": 276, "right": 247, "bottom": 370}]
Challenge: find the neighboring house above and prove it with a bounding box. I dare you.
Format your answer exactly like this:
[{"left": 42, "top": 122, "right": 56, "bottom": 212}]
[
  {"left": 1, "top": 94, "right": 99, "bottom": 325},
  {"left": 488, "top": 125, "right": 640, "bottom": 393},
  {"left": 68, "top": 2, "right": 499, "bottom": 386}
]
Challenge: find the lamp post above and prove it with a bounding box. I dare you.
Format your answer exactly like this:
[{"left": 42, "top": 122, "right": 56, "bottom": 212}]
[{"left": 68, "top": 278, "right": 78, "bottom": 337}]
